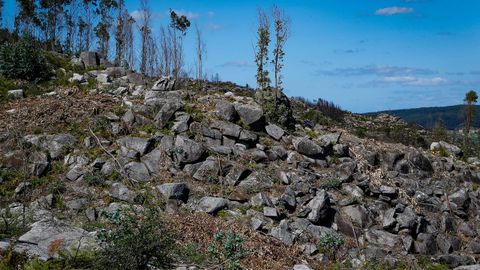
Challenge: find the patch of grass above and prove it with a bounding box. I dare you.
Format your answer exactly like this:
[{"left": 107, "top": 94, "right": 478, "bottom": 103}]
[
  {"left": 306, "top": 129, "right": 318, "bottom": 138},
  {"left": 321, "top": 179, "right": 342, "bottom": 190},
  {"left": 180, "top": 242, "right": 208, "bottom": 266},
  {"left": 208, "top": 231, "right": 246, "bottom": 270},
  {"left": 83, "top": 172, "right": 106, "bottom": 187}
]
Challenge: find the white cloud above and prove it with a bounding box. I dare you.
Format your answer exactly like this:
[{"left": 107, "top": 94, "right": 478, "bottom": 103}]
[
  {"left": 219, "top": 61, "right": 254, "bottom": 68},
  {"left": 375, "top": 7, "right": 414, "bottom": 16},
  {"left": 170, "top": 10, "right": 200, "bottom": 19},
  {"left": 207, "top": 11, "right": 215, "bottom": 17},
  {"left": 207, "top": 23, "right": 222, "bottom": 30},
  {"left": 130, "top": 10, "right": 162, "bottom": 21},
  {"left": 379, "top": 76, "right": 449, "bottom": 86}
]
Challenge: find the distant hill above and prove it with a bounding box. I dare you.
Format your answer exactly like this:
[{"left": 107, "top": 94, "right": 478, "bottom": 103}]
[{"left": 367, "top": 105, "right": 480, "bottom": 130}]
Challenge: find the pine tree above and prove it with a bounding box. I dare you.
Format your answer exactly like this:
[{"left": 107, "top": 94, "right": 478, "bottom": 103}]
[
  {"left": 94, "top": 0, "right": 117, "bottom": 59},
  {"left": 464, "top": 90, "right": 478, "bottom": 136},
  {"left": 169, "top": 10, "right": 190, "bottom": 80}
]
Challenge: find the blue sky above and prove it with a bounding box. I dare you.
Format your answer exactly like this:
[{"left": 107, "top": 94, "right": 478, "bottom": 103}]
[{"left": 2, "top": 0, "right": 480, "bottom": 112}]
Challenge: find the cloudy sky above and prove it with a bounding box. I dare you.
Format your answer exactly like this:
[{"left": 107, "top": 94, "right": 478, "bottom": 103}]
[{"left": 2, "top": 0, "right": 480, "bottom": 112}]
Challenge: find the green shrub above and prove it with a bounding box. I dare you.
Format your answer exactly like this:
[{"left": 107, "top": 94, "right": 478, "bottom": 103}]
[
  {"left": 0, "top": 38, "right": 50, "bottom": 81},
  {"left": 83, "top": 172, "right": 106, "bottom": 186},
  {"left": 95, "top": 207, "right": 174, "bottom": 270},
  {"left": 318, "top": 231, "right": 344, "bottom": 260},
  {"left": 208, "top": 231, "right": 246, "bottom": 270}
]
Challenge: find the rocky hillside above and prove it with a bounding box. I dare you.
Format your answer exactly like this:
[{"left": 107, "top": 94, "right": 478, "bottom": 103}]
[{"left": 0, "top": 61, "right": 480, "bottom": 270}]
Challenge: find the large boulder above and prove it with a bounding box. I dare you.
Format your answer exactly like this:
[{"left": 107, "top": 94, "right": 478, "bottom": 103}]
[
  {"left": 80, "top": 51, "right": 100, "bottom": 67},
  {"left": 255, "top": 89, "right": 295, "bottom": 128},
  {"left": 154, "top": 101, "right": 184, "bottom": 129},
  {"left": 431, "top": 141, "right": 463, "bottom": 157},
  {"left": 156, "top": 183, "right": 189, "bottom": 201},
  {"left": 197, "top": 197, "right": 228, "bottom": 214},
  {"left": 24, "top": 134, "right": 77, "bottom": 160},
  {"left": 117, "top": 137, "right": 155, "bottom": 156},
  {"left": 7, "top": 89, "right": 25, "bottom": 99},
  {"left": 234, "top": 103, "right": 265, "bottom": 130},
  {"left": 152, "top": 76, "right": 175, "bottom": 91},
  {"left": 124, "top": 162, "right": 150, "bottom": 182},
  {"left": 305, "top": 190, "right": 331, "bottom": 224},
  {"left": 293, "top": 137, "right": 324, "bottom": 157},
  {"left": 215, "top": 101, "right": 238, "bottom": 122},
  {"left": 265, "top": 123, "right": 285, "bottom": 140},
  {"left": 16, "top": 218, "right": 96, "bottom": 260},
  {"left": 173, "top": 136, "right": 206, "bottom": 164}
]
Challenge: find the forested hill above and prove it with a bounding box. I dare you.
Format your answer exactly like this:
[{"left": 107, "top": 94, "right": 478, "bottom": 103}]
[{"left": 367, "top": 105, "right": 480, "bottom": 130}]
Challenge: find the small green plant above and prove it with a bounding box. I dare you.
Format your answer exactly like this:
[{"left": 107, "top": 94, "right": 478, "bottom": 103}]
[
  {"left": 354, "top": 127, "right": 367, "bottom": 138},
  {"left": 181, "top": 242, "right": 208, "bottom": 265},
  {"left": 95, "top": 207, "right": 174, "bottom": 270},
  {"left": 0, "top": 206, "right": 29, "bottom": 238},
  {"left": 306, "top": 129, "right": 318, "bottom": 138},
  {"left": 208, "top": 231, "right": 246, "bottom": 270},
  {"left": 318, "top": 231, "right": 344, "bottom": 260},
  {"left": 83, "top": 172, "right": 106, "bottom": 186},
  {"left": 321, "top": 178, "right": 341, "bottom": 190}
]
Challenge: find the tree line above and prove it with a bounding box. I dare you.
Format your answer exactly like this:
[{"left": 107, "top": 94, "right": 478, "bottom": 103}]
[{"left": 0, "top": 0, "right": 209, "bottom": 80}]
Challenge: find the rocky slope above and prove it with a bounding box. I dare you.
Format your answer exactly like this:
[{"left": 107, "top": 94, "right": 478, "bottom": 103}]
[{"left": 1, "top": 65, "right": 480, "bottom": 270}]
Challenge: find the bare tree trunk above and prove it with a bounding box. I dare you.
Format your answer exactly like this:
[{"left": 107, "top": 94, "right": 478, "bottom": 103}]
[{"left": 195, "top": 24, "right": 206, "bottom": 86}]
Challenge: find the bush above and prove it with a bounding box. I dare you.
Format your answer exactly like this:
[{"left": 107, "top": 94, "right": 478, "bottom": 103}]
[
  {"left": 318, "top": 231, "right": 344, "bottom": 260},
  {"left": 208, "top": 231, "right": 246, "bottom": 270},
  {"left": 0, "top": 38, "right": 50, "bottom": 81},
  {"left": 95, "top": 207, "right": 174, "bottom": 270}
]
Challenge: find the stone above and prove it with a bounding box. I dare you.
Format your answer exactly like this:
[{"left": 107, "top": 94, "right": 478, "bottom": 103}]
[
  {"left": 17, "top": 218, "right": 96, "bottom": 260},
  {"left": 15, "top": 182, "right": 31, "bottom": 194},
  {"left": 318, "top": 133, "right": 341, "bottom": 147},
  {"left": 280, "top": 187, "right": 297, "bottom": 210},
  {"left": 234, "top": 103, "right": 265, "bottom": 130},
  {"left": 293, "top": 137, "right": 324, "bottom": 157},
  {"left": 109, "top": 182, "right": 136, "bottom": 202},
  {"left": 449, "top": 189, "right": 470, "bottom": 209},
  {"left": 270, "top": 220, "right": 294, "bottom": 246},
  {"left": 140, "top": 147, "right": 162, "bottom": 174},
  {"left": 265, "top": 123, "right": 285, "bottom": 140},
  {"left": 24, "top": 134, "right": 77, "bottom": 160},
  {"left": 117, "top": 137, "right": 155, "bottom": 156},
  {"left": 65, "top": 198, "right": 87, "bottom": 211},
  {"left": 239, "top": 130, "right": 258, "bottom": 143},
  {"left": 154, "top": 101, "right": 184, "bottom": 129},
  {"left": 30, "top": 152, "right": 50, "bottom": 177},
  {"left": 7, "top": 89, "right": 25, "bottom": 99},
  {"left": 431, "top": 141, "right": 463, "bottom": 157},
  {"left": 250, "top": 193, "right": 274, "bottom": 207},
  {"left": 193, "top": 158, "right": 219, "bottom": 181},
  {"left": 293, "top": 264, "right": 313, "bottom": 270},
  {"left": 215, "top": 100, "right": 237, "bottom": 122},
  {"left": 341, "top": 205, "right": 370, "bottom": 228},
  {"left": 69, "top": 73, "right": 85, "bottom": 83},
  {"left": 70, "top": 57, "right": 84, "bottom": 68},
  {"left": 96, "top": 73, "right": 110, "bottom": 84},
  {"left": 156, "top": 183, "right": 189, "bottom": 201},
  {"left": 173, "top": 136, "right": 206, "bottom": 164},
  {"left": 80, "top": 51, "right": 100, "bottom": 67},
  {"left": 414, "top": 233, "right": 438, "bottom": 255},
  {"left": 197, "top": 197, "right": 228, "bottom": 214},
  {"left": 210, "top": 120, "right": 242, "bottom": 138},
  {"left": 365, "top": 229, "right": 400, "bottom": 249},
  {"left": 306, "top": 190, "right": 330, "bottom": 224},
  {"left": 396, "top": 207, "right": 417, "bottom": 231},
  {"left": 152, "top": 76, "right": 175, "bottom": 91},
  {"left": 382, "top": 208, "right": 396, "bottom": 229},
  {"left": 124, "top": 162, "right": 150, "bottom": 182},
  {"left": 407, "top": 151, "right": 433, "bottom": 172},
  {"left": 263, "top": 207, "right": 279, "bottom": 219},
  {"left": 172, "top": 113, "right": 191, "bottom": 134}
]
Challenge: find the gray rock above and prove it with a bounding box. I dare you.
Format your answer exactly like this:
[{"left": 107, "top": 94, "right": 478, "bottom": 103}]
[
  {"left": 239, "top": 129, "right": 258, "bottom": 143},
  {"left": 305, "top": 190, "right": 330, "bottom": 224},
  {"left": 265, "top": 123, "right": 285, "bottom": 140},
  {"left": 80, "top": 51, "right": 100, "bottom": 67},
  {"left": 263, "top": 207, "right": 279, "bottom": 219},
  {"left": 293, "top": 264, "right": 313, "bottom": 270},
  {"left": 7, "top": 89, "right": 25, "bottom": 99},
  {"left": 215, "top": 101, "right": 237, "bottom": 122},
  {"left": 154, "top": 101, "right": 184, "bottom": 129},
  {"left": 396, "top": 207, "right": 417, "bottom": 231},
  {"left": 152, "top": 76, "right": 175, "bottom": 91},
  {"left": 172, "top": 113, "right": 191, "bottom": 134},
  {"left": 210, "top": 120, "right": 242, "bottom": 138},
  {"left": 15, "top": 182, "right": 31, "bottom": 194},
  {"left": 440, "top": 255, "right": 476, "bottom": 268},
  {"left": 318, "top": 133, "right": 341, "bottom": 147},
  {"left": 193, "top": 158, "right": 219, "bottom": 181},
  {"left": 156, "top": 183, "right": 189, "bottom": 201},
  {"left": 65, "top": 165, "right": 86, "bottom": 181},
  {"left": 65, "top": 198, "right": 87, "bottom": 211},
  {"left": 197, "top": 197, "right": 228, "bottom": 214},
  {"left": 30, "top": 152, "right": 50, "bottom": 177},
  {"left": 365, "top": 229, "right": 400, "bottom": 249},
  {"left": 234, "top": 103, "right": 265, "bottom": 130},
  {"left": 250, "top": 193, "right": 273, "bottom": 207},
  {"left": 24, "top": 134, "right": 77, "bottom": 160},
  {"left": 341, "top": 205, "right": 370, "bottom": 228},
  {"left": 270, "top": 220, "right": 294, "bottom": 246},
  {"left": 414, "top": 233, "right": 438, "bottom": 255},
  {"left": 69, "top": 73, "right": 86, "bottom": 83},
  {"left": 124, "top": 162, "right": 150, "bottom": 182},
  {"left": 117, "top": 137, "right": 155, "bottom": 156},
  {"left": 17, "top": 218, "right": 96, "bottom": 260},
  {"left": 96, "top": 73, "right": 110, "bottom": 84},
  {"left": 293, "top": 137, "right": 324, "bottom": 157},
  {"left": 452, "top": 264, "right": 480, "bottom": 270},
  {"left": 109, "top": 182, "right": 136, "bottom": 202},
  {"left": 407, "top": 151, "right": 433, "bottom": 172},
  {"left": 449, "top": 189, "right": 470, "bottom": 210},
  {"left": 141, "top": 147, "right": 162, "bottom": 174},
  {"left": 382, "top": 208, "right": 396, "bottom": 229},
  {"left": 280, "top": 187, "right": 297, "bottom": 210},
  {"left": 431, "top": 141, "right": 463, "bottom": 157},
  {"left": 173, "top": 136, "right": 206, "bottom": 164}
]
